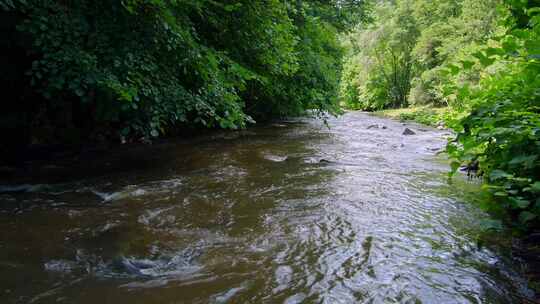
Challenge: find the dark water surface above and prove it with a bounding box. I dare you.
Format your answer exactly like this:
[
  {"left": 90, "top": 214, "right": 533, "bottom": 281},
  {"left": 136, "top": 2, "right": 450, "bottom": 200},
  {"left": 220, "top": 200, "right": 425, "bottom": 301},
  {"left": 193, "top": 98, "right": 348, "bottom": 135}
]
[{"left": 0, "top": 112, "right": 532, "bottom": 303}]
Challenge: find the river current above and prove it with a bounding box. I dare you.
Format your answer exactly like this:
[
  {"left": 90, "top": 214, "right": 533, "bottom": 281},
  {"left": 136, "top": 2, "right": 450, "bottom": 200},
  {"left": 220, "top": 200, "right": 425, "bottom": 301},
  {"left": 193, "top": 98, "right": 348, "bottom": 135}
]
[{"left": 0, "top": 112, "right": 533, "bottom": 303}]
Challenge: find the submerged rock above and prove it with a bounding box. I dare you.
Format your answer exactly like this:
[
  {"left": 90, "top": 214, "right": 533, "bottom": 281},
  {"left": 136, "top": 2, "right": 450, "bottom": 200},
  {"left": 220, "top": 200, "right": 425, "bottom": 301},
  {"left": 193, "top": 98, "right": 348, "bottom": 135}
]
[
  {"left": 460, "top": 160, "right": 483, "bottom": 179},
  {"left": 115, "top": 258, "right": 156, "bottom": 276},
  {"left": 402, "top": 128, "right": 416, "bottom": 135},
  {"left": 367, "top": 124, "right": 387, "bottom": 130},
  {"left": 263, "top": 154, "right": 288, "bottom": 162}
]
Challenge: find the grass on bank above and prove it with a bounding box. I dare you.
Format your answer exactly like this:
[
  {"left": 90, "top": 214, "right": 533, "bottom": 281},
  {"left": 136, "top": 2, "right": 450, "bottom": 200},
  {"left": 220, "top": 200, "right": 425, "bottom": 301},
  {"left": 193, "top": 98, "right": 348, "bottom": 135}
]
[{"left": 373, "top": 106, "right": 451, "bottom": 127}]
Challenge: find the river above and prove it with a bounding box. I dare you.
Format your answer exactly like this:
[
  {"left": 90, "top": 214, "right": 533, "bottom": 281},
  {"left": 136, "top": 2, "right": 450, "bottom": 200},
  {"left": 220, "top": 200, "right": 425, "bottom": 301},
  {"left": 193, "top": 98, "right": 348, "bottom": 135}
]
[{"left": 0, "top": 112, "right": 533, "bottom": 303}]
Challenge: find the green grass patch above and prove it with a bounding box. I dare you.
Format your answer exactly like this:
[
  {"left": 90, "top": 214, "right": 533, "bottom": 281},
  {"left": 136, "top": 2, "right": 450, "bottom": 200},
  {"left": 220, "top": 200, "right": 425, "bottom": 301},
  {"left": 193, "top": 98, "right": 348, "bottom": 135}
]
[{"left": 374, "top": 106, "right": 450, "bottom": 127}]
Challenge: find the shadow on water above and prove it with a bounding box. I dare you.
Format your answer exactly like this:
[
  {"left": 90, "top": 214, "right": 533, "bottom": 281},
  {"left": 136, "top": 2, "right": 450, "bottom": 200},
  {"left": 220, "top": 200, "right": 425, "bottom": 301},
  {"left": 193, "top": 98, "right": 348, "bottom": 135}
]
[{"left": 0, "top": 112, "right": 535, "bottom": 303}]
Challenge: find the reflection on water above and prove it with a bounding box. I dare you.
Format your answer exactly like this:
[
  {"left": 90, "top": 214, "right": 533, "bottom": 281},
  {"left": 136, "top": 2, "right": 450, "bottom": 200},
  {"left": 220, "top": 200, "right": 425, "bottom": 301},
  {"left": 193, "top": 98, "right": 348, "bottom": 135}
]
[{"left": 0, "top": 112, "right": 533, "bottom": 303}]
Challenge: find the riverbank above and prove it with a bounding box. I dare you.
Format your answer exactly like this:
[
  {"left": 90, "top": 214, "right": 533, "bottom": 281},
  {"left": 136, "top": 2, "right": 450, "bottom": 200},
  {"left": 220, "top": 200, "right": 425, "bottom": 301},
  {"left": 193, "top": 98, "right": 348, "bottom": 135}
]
[
  {"left": 373, "top": 106, "right": 450, "bottom": 127},
  {"left": 0, "top": 127, "right": 259, "bottom": 186}
]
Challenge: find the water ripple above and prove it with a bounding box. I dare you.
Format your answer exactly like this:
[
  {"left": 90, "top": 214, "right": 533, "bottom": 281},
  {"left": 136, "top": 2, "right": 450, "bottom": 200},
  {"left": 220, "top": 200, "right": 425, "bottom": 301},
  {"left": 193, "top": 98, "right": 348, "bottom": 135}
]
[{"left": 0, "top": 112, "right": 532, "bottom": 303}]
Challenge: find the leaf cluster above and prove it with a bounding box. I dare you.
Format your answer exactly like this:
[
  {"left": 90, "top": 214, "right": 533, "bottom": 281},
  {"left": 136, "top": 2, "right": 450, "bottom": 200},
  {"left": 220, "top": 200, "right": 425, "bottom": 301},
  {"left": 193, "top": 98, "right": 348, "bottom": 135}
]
[{"left": 0, "top": 0, "right": 367, "bottom": 143}]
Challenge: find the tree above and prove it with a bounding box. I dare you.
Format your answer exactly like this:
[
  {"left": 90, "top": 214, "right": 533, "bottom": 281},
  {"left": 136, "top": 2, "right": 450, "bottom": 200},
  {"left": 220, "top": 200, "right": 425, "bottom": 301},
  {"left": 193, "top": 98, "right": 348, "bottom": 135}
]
[{"left": 0, "top": 0, "right": 368, "bottom": 146}]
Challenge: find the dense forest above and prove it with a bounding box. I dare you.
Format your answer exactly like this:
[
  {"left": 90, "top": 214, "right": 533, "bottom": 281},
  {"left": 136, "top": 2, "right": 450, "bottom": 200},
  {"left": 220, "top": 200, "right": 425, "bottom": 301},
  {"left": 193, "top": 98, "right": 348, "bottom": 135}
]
[{"left": 0, "top": 0, "right": 539, "bottom": 230}]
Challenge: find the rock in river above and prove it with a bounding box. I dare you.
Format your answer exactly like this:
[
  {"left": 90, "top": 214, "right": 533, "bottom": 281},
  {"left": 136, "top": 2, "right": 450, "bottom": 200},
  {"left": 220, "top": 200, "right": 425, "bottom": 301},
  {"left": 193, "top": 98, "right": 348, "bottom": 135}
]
[
  {"left": 367, "top": 124, "right": 387, "bottom": 130},
  {"left": 402, "top": 128, "right": 416, "bottom": 135}
]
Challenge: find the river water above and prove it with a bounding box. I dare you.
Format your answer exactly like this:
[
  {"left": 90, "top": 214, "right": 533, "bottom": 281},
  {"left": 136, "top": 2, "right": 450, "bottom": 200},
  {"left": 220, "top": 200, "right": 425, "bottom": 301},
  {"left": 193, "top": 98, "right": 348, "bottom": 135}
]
[{"left": 0, "top": 112, "right": 533, "bottom": 303}]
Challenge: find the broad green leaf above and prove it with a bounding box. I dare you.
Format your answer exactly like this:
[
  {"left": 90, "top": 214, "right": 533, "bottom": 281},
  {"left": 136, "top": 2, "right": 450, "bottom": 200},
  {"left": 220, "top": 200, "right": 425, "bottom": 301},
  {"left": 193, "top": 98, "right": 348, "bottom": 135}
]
[
  {"left": 472, "top": 52, "right": 495, "bottom": 67},
  {"left": 461, "top": 60, "right": 474, "bottom": 70},
  {"left": 485, "top": 47, "right": 504, "bottom": 57},
  {"left": 527, "top": 7, "right": 540, "bottom": 16},
  {"left": 527, "top": 181, "right": 540, "bottom": 193},
  {"left": 519, "top": 211, "right": 537, "bottom": 224},
  {"left": 502, "top": 37, "right": 518, "bottom": 54},
  {"left": 524, "top": 39, "right": 540, "bottom": 56},
  {"left": 450, "top": 161, "right": 461, "bottom": 173},
  {"left": 489, "top": 170, "right": 511, "bottom": 180},
  {"left": 447, "top": 64, "right": 460, "bottom": 76},
  {"left": 509, "top": 155, "right": 537, "bottom": 165},
  {"left": 509, "top": 197, "right": 530, "bottom": 209}
]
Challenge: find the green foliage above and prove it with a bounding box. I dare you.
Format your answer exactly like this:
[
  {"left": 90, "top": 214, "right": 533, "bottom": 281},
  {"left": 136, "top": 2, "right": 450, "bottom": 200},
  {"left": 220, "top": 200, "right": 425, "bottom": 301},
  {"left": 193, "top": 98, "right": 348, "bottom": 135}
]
[
  {"left": 399, "top": 109, "right": 444, "bottom": 126},
  {"left": 340, "top": 1, "right": 420, "bottom": 110},
  {"left": 340, "top": 0, "right": 502, "bottom": 110},
  {"left": 348, "top": 0, "right": 539, "bottom": 230},
  {"left": 0, "top": 0, "right": 367, "bottom": 144},
  {"left": 246, "top": 9, "right": 344, "bottom": 119},
  {"left": 447, "top": 3, "right": 540, "bottom": 230}
]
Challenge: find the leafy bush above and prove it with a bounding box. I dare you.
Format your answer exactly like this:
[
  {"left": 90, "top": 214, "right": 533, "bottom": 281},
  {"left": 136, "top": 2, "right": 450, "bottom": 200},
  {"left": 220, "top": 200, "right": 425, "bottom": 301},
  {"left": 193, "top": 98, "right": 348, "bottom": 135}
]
[
  {"left": 447, "top": 3, "right": 540, "bottom": 230},
  {"left": 0, "top": 0, "right": 366, "bottom": 145}
]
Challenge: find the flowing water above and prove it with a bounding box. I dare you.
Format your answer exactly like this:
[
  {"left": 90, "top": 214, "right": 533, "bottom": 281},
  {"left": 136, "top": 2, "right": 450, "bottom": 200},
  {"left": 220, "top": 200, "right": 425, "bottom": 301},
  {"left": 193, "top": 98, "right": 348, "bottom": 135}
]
[{"left": 0, "top": 112, "right": 533, "bottom": 303}]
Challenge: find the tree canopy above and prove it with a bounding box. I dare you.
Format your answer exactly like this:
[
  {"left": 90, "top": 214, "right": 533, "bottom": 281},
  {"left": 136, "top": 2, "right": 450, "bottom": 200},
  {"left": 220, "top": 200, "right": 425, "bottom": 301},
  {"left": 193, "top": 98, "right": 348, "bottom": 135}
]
[{"left": 0, "top": 0, "right": 368, "bottom": 146}]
